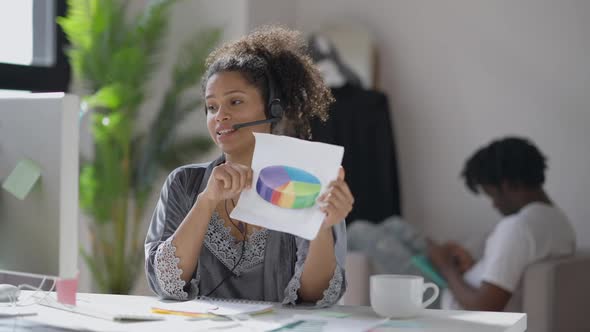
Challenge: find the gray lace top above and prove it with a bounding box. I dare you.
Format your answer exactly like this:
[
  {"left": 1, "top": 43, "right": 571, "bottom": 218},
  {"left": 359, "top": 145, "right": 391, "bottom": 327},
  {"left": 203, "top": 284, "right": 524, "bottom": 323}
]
[{"left": 144, "top": 158, "right": 347, "bottom": 307}]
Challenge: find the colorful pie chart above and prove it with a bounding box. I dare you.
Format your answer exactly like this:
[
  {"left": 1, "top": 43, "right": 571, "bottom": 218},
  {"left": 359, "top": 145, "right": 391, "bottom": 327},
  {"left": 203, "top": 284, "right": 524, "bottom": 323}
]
[{"left": 256, "top": 165, "right": 321, "bottom": 209}]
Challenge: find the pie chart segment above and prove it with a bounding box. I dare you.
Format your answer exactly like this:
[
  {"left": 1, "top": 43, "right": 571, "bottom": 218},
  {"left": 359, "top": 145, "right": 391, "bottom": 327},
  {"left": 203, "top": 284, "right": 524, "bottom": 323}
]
[{"left": 257, "top": 165, "right": 321, "bottom": 209}]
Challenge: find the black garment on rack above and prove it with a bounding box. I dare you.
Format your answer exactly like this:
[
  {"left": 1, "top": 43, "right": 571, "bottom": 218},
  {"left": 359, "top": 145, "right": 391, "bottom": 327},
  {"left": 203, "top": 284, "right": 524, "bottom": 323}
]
[{"left": 311, "top": 84, "right": 401, "bottom": 223}]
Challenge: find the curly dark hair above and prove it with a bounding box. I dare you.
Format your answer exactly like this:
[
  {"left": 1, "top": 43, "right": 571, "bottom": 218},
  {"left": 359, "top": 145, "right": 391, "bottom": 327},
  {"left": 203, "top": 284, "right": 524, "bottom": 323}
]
[
  {"left": 461, "top": 137, "right": 547, "bottom": 193},
  {"left": 201, "top": 25, "right": 334, "bottom": 139}
]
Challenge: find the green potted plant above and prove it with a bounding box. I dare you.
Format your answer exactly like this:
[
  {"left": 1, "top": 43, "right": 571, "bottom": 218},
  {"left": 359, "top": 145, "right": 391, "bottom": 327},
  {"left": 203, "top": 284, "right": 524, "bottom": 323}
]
[{"left": 58, "top": 0, "right": 220, "bottom": 294}]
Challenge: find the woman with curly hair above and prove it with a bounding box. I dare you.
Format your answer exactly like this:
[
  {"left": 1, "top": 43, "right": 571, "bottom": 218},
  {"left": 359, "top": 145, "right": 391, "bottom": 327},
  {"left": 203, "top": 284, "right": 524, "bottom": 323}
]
[{"left": 145, "top": 26, "right": 353, "bottom": 307}]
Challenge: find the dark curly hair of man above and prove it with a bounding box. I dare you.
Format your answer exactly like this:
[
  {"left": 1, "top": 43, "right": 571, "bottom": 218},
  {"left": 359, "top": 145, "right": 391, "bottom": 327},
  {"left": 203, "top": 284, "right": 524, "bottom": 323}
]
[
  {"left": 461, "top": 137, "right": 548, "bottom": 194},
  {"left": 201, "top": 25, "right": 334, "bottom": 139}
]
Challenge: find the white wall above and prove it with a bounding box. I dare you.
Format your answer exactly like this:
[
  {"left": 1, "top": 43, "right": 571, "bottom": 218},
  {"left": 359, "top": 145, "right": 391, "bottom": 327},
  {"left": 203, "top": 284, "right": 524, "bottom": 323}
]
[
  {"left": 247, "top": 0, "right": 296, "bottom": 31},
  {"left": 293, "top": 0, "right": 590, "bottom": 250}
]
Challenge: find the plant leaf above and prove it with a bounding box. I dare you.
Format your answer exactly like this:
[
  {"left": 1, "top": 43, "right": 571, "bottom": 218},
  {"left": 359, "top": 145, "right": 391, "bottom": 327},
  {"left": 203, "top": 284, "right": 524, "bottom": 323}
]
[
  {"left": 85, "top": 84, "right": 123, "bottom": 109},
  {"left": 79, "top": 247, "right": 107, "bottom": 292},
  {"left": 158, "top": 135, "right": 214, "bottom": 169}
]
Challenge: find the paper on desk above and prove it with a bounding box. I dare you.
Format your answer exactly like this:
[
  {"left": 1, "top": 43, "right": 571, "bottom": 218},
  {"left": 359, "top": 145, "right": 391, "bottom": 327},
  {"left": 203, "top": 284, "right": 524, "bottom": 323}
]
[
  {"left": 26, "top": 311, "right": 229, "bottom": 332},
  {"left": 153, "top": 299, "right": 272, "bottom": 316},
  {"left": 313, "top": 310, "right": 352, "bottom": 318},
  {"left": 0, "top": 307, "right": 37, "bottom": 318},
  {"left": 2, "top": 158, "right": 42, "bottom": 200},
  {"left": 152, "top": 300, "right": 216, "bottom": 314},
  {"left": 274, "top": 314, "right": 384, "bottom": 332},
  {"left": 231, "top": 133, "right": 344, "bottom": 240},
  {"left": 372, "top": 320, "right": 423, "bottom": 329}
]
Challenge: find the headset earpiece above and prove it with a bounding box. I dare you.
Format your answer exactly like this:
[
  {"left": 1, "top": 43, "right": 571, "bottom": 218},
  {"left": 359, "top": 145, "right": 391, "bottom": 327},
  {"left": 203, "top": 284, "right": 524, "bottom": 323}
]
[
  {"left": 265, "top": 67, "right": 284, "bottom": 122},
  {"left": 269, "top": 98, "right": 284, "bottom": 119}
]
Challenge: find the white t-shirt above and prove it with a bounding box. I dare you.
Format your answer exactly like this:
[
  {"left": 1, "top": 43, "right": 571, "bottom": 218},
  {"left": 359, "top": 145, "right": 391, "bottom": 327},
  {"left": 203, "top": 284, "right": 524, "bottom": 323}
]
[{"left": 442, "top": 202, "right": 576, "bottom": 312}]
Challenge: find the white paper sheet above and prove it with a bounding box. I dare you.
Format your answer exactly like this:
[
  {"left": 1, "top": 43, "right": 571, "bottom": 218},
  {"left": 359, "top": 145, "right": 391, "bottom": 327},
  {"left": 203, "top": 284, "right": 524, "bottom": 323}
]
[
  {"left": 277, "top": 314, "right": 386, "bottom": 332},
  {"left": 0, "top": 306, "right": 37, "bottom": 318},
  {"left": 153, "top": 299, "right": 272, "bottom": 316},
  {"left": 231, "top": 133, "right": 344, "bottom": 240}
]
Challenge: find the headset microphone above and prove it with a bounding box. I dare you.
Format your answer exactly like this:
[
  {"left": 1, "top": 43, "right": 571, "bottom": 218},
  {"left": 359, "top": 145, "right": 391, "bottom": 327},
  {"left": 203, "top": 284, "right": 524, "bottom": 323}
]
[
  {"left": 232, "top": 117, "right": 279, "bottom": 130},
  {"left": 232, "top": 98, "right": 284, "bottom": 130}
]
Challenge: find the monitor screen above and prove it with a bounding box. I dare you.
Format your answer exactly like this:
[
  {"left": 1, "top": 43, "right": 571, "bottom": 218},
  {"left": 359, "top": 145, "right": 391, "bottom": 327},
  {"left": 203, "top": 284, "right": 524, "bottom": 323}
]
[
  {"left": 0, "top": 93, "right": 78, "bottom": 280},
  {"left": 0, "top": 0, "right": 69, "bottom": 92},
  {"left": 0, "top": 0, "right": 56, "bottom": 67}
]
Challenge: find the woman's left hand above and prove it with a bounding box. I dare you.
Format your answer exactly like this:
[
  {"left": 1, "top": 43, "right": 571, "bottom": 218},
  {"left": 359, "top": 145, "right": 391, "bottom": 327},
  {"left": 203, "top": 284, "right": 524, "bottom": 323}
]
[{"left": 318, "top": 167, "right": 354, "bottom": 228}]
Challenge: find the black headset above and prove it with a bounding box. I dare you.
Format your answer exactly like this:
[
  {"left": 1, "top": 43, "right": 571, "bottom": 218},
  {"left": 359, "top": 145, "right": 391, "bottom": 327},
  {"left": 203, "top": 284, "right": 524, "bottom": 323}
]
[
  {"left": 232, "top": 68, "right": 285, "bottom": 130},
  {"left": 265, "top": 68, "right": 285, "bottom": 120}
]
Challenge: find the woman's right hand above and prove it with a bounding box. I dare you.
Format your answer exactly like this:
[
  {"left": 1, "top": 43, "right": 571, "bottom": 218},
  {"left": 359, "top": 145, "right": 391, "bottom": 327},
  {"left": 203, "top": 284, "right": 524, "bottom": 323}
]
[{"left": 200, "top": 162, "right": 253, "bottom": 203}]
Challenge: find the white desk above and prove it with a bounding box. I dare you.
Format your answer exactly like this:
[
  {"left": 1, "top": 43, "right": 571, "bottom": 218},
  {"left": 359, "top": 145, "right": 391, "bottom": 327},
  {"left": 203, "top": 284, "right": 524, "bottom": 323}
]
[{"left": 1, "top": 292, "right": 526, "bottom": 332}]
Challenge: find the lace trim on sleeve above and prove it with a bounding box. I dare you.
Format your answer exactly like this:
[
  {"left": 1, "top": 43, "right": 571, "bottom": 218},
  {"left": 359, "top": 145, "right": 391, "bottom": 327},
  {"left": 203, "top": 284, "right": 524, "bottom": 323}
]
[
  {"left": 154, "top": 237, "right": 200, "bottom": 300},
  {"left": 315, "top": 264, "right": 344, "bottom": 307},
  {"left": 281, "top": 263, "right": 344, "bottom": 307},
  {"left": 281, "top": 260, "right": 305, "bottom": 305}
]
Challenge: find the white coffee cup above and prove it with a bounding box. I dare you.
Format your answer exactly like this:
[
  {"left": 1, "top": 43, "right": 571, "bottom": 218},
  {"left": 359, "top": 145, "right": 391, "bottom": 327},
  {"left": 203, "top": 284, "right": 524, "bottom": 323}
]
[{"left": 370, "top": 274, "right": 439, "bottom": 318}]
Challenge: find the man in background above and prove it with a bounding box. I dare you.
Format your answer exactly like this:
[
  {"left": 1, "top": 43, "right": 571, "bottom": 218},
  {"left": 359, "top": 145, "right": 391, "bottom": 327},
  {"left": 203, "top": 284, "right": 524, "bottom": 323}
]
[{"left": 428, "top": 137, "right": 576, "bottom": 312}]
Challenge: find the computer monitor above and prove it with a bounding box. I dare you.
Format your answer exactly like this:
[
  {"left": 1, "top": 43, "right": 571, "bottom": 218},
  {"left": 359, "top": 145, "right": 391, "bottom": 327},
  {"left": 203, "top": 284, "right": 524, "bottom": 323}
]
[
  {"left": 0, "top": 0, "right": 56, "bottom": 67},
  {"left": 0, "top": 93, "right": 79, "bottom": 284}
]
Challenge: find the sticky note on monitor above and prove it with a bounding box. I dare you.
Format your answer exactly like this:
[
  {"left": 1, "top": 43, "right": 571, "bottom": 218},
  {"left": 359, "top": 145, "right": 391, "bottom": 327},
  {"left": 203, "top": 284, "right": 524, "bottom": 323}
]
[{"left": 2, "top": 159, "right": 42, "bottom": 200}]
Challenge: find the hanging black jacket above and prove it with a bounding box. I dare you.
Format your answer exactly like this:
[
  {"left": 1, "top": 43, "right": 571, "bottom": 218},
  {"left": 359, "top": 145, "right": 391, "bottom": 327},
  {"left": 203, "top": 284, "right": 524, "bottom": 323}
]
[{"left": 311, "top": 84, "right": 401, "bottom": 223}]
